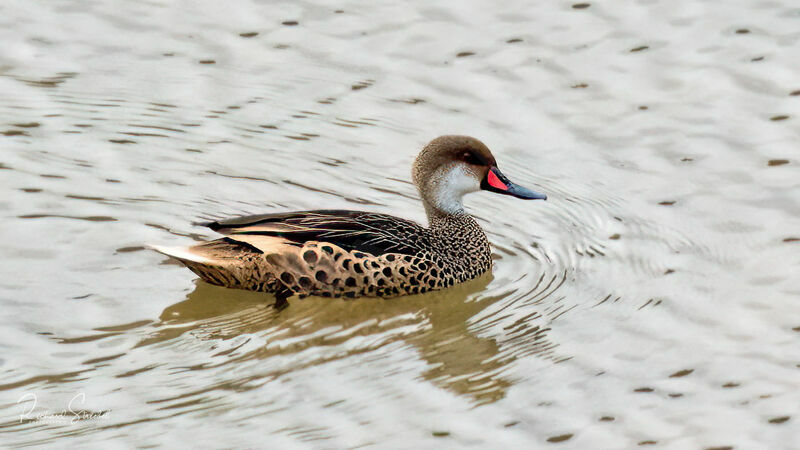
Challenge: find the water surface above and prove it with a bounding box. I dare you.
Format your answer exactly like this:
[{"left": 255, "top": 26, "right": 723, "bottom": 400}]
[{"left": 1, "top": 0, "right": 799, "bottom": 448}]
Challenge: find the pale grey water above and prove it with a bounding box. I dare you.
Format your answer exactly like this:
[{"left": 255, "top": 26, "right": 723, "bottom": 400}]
[{"left": 1, "top": 0, "right": 799, "bottom": 448}]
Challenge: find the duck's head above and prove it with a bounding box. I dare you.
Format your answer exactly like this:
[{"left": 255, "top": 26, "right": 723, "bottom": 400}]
[{"left": 412, "top": 135, "right": 547, "bottom": 218}]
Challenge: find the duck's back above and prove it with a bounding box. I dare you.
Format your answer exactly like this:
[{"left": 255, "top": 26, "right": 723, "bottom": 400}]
[{"left": 208, "top": 210, "right": 428, "bottom": 257}]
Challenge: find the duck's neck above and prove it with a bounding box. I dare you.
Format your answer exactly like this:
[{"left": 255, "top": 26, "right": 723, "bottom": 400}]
[
  {"left": 421, "top": 186, "right": 467, "bottom": 218},
  {"left": 425, "top": 205, "right": 478, "bottom": 233},
  {"left": 423, "top": 200, "right": 464, "bottom": 224},
  {"left": 417, "top": 163, "right": 480, "bottom": 220}
]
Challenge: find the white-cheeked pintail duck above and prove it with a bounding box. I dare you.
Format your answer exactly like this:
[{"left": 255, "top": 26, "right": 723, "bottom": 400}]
[{"left": 152, "top": 135, "right": 546, "bottom": 308}]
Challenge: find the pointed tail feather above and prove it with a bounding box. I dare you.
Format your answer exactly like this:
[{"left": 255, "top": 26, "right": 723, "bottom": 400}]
[
  {"left": 148, "top": 241, "right": 278, "bottom": 291},
  {"left": 148, "top": 244, "right": 241, "bottom": 288},
  {"left": 148, "top": 244, "right": 211, "bottom": 264}
]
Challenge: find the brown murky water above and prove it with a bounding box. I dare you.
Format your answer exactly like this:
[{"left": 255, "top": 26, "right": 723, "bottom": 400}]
[{"left": 1, "top": 0, "right": 799, "bottom": 447}]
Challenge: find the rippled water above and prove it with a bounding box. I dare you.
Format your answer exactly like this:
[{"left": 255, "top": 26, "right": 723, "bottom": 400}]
[{"left": 1, "top": 0, "right": 799, "bottom": 447}]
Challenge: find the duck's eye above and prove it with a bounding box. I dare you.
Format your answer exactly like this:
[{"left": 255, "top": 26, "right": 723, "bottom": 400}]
[{"left": 460, "top": 151, "right": 483, "bottom": 165}]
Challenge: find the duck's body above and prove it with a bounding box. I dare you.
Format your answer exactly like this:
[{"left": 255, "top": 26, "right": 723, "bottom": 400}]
[
  {"left": 152, "top": 136, "right": 546, "bottom": 308},
  {"left": 157, "top": 210, "right": 491, "bottom": 301}
]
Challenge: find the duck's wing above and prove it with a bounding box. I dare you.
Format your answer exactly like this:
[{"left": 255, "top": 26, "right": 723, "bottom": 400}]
[{"left": 205, "top": 210, "right": 427, "bottom": 257}]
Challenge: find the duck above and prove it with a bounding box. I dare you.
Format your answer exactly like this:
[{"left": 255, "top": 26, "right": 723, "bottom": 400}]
[{"left": 151, "top": 135, "right": 547, "bottom": 308}]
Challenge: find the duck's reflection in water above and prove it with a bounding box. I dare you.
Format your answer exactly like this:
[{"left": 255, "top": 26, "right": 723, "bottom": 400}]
[{"left": 143, "top": 274, "right": 525, "bottom": 405}]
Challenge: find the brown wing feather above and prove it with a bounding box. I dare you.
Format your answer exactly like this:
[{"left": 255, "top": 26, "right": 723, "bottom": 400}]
[{"left": 205, "top": 210, "right": 428, "bottom": 257}]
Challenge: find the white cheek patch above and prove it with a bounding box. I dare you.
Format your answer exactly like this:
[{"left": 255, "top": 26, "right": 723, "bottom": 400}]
[{"left": 430, "top": 165, "right": 481, "bottom": 214}]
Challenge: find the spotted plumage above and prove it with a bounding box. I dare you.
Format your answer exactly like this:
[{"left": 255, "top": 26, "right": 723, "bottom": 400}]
[{"left": 151, "top": 135, "right": 547, "bottom": 308}]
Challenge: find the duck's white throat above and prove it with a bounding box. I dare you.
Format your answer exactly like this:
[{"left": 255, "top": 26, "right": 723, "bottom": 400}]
[{"left": 427, "top": 165, "right": 481, "bottom": 215}]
